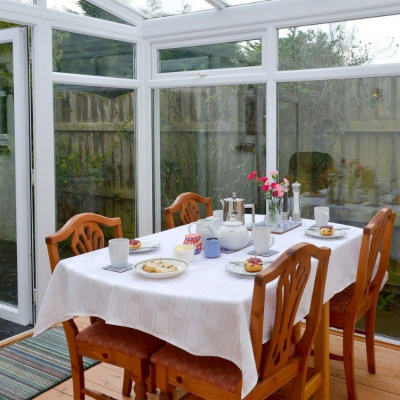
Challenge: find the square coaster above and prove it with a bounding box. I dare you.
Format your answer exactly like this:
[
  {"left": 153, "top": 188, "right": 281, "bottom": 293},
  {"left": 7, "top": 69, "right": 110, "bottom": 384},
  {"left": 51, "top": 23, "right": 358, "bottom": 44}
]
[
  {"left": 103, "top": 263, "right": 133, "bottom": 273},
  {"left": 247, "top": 249, "right": 279, "bottom": 257}
]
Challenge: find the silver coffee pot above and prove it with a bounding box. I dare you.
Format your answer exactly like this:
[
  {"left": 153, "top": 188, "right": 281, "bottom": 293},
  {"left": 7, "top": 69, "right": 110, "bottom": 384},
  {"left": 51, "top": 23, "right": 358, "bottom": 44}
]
[{"left": 220, "top": 192, "right": 255, "bottom": 225}]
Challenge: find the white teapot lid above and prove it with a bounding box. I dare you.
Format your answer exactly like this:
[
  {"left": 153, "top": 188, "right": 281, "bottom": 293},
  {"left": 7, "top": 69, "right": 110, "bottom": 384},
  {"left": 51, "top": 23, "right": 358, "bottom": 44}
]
[{"left": 222, "top": 218, "right": 243, "bottom": 227}]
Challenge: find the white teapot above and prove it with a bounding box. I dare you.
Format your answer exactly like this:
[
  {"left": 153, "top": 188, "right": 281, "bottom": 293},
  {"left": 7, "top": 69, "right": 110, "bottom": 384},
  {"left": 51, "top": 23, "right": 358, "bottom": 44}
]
[
  {"left": 208, "top": 218, "right": 250, "bottom": 251},
  {"left": 188, "top": 217, "right": 219, "bottom": 240}
]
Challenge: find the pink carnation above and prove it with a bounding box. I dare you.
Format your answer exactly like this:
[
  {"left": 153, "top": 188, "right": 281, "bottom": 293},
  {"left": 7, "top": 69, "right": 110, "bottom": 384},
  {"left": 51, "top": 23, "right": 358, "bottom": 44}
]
[
  {"left": 283, "top": 178, "right": 289, "bottom": 185},
  {"left": 269, "top": 170, "right": 278, "bottom": 176},
  {"left": 274, "top": 184, "right": 282, "bottom": 191},
  {"left": 277, "top": 191, "right": 284, "bottom": 197},
  {"left": 262, "top": 184, "right": 270, "bottom": 192},
  {"left": 247, "top": 171, "right": 258, "bottom": 180},
  {"left": 271, "top": 182, "right": 277, "bottom": 189},
  {"left": 272, "top": 191, "right": 279, "bottom": 197},
  {"left": 259, "top": 176, "right": 268, "bottom": 183}
]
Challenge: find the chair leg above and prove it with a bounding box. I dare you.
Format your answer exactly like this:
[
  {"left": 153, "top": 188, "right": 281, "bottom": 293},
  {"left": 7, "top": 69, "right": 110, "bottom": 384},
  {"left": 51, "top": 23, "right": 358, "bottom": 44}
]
[
  {"left": 365, "top": 306, "right": 377, "bottom": 374},
  {"left": 343, "top": 325, "right": 357, "bottom": 400},
  {"left": 133, "top": 380, "right": 148, "bottom": 400},
  {"left": 122, "top": 369, "right": 133, "bottom": 396},
  {"left": 70, "top": 354, "right": 85, "bottom": 400}
]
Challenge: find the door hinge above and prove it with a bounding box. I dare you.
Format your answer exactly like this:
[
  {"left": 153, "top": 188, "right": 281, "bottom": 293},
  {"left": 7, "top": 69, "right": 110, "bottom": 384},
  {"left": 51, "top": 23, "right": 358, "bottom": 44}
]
[
  {"left": 28, "top": 46, "right": 33, "bottom": 63},
  {"left": 31, "top": 170, "right": 35, "bottom": 186}
]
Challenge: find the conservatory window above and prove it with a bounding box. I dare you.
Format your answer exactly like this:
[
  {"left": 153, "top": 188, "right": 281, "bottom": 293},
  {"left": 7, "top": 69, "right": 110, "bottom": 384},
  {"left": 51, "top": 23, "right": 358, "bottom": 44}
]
[
  {"left": 53, "top": 85, "right": 137, "bottom": 239},
  {"left": 279, "top": 14, "right": 400, "bottom": 70},
  {"left": 48, "top": 0, "right": 131, "bottom": 25},
  {"left": 277, "top": 76, "right": 400, "bottom": 339},
  {"left": 52, "top": 30, "right": 136, "bottom": 79},
  {"left": 158, "top": 40, "right": 262, "bottom": 73},
  {"left": 154, "top": 84, "right": 266, "bottom": 230}
]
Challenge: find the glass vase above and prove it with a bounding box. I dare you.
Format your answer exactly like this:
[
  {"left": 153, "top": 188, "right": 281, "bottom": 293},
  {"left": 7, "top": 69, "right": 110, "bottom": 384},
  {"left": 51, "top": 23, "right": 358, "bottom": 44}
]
[{"left": 264, "top": 197, "right": 282, "bottom": 228}]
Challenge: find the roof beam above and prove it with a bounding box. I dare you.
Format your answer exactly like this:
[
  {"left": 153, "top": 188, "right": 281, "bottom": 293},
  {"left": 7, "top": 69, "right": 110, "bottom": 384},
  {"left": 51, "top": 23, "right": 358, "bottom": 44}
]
[{"left": 204, "top": 0, "right": 229, "bottom": 10}]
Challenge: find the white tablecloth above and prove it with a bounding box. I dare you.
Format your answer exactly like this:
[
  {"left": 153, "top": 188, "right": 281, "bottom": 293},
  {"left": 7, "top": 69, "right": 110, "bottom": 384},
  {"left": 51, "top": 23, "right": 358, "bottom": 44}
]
[{"left": 34, "top": 217, "right": 363, "bottom": 398}]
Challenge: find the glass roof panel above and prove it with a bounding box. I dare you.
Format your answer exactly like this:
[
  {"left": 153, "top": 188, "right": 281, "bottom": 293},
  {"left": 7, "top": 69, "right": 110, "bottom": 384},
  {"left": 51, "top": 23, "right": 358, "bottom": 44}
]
[
  {"left": 227, "top": 0, "right": 269, "bottom": 5},
  {"left": 48, "top": 0, "right": 131, "bottom": 25},
  {"left": 123, "top": 0, "right": 214, "bottom": 18}
]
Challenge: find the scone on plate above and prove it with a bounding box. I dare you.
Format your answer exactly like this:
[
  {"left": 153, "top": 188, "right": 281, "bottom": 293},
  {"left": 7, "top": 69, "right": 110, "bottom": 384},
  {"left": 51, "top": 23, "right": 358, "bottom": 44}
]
[
  {"left": 244, "top": 257, "right": 263, "bottom": 273},
  {"left": 319, "top": 226, "right": 334, "bottom": 236},
  {"left": 143, "top": 260, "right": 178, "bottom": 273},
  {"left": 129, "top": 239, "right": 141, "bottom": 250}
]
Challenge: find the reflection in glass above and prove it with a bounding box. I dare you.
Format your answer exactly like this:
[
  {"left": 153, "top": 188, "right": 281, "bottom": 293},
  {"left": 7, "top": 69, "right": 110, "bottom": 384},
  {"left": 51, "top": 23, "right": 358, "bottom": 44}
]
[
  {"left": 54, "top": 85, "right": 136, "bottom": 238},
  {"left": 159, "top": 40, "right": 262, "bottom": 73},
  {"left": 278, "top": 77, "right": 400, "bottom": 339},
  {"left": 48, "top": 0, "right": 130, "bottom": 25},
  {"left": 53, "top": 30, "right": 136, "bottom": 79},
  {"left": 0, "top": 43, "right": 18, "bottom": 307},
  {"left": 155, "top": 84, "right": 266, "bottom": 229},
  {"left": 279, "top": 14, "right": 400, "bottom": 70}
]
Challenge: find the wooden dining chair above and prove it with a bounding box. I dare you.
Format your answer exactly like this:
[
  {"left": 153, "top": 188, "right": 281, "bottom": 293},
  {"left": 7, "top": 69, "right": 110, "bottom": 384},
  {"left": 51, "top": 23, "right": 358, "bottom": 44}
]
[
  {"left": 45, "top": 212, "right": 165, "bottom": 400},
  {"left": 329, "top": 207, "right": 396, "bottom": 400},
  {"left": 164, "top": 192, "right": 213, "bottom": 229},
  {"left": 151, "top": 242, "right": 331, "bottom": 400}
]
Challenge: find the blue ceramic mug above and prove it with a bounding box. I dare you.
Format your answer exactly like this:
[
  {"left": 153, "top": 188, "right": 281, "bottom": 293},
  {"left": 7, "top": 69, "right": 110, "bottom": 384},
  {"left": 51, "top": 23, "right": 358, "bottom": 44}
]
[{"left": 204, "top": 237, "right": 221, "bottom": 258}]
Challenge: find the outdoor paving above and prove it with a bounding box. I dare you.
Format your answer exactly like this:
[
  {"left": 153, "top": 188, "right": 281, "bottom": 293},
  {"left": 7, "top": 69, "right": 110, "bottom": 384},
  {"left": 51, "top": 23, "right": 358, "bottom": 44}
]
[
  {"left": 0, "top": 240, "right": 32, "bottom": 340},
  {"left": 0, "top": 318, "right": 32, "bottom": 341},
  {"left": 0, "top": 240, "right": 18, "bottom": 307}
]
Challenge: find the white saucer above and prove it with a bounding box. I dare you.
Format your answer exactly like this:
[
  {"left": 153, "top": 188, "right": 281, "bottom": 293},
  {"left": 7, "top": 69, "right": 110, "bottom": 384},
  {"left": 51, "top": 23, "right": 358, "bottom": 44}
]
[{"left": 305, "top": 229, "right": 347, "bottom": 239}]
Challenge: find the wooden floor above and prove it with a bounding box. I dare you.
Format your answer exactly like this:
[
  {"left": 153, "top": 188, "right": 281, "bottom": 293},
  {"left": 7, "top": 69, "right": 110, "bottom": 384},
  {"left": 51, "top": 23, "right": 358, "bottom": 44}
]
[{"left": 2, "top": 317, "right": 400, "bottom": 400}]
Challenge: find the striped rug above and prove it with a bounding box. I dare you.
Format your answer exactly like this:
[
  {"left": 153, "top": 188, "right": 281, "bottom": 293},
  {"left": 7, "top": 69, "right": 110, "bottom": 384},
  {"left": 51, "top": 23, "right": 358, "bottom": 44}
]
[{"left": 0, "top": 326, "right": 98, "bottom": 400}]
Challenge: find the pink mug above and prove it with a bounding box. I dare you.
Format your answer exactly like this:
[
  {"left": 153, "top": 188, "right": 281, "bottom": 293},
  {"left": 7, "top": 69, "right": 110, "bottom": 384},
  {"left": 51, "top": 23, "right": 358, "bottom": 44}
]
[{"left": 184, "top": 233, "right": 202, "bottom": 251}]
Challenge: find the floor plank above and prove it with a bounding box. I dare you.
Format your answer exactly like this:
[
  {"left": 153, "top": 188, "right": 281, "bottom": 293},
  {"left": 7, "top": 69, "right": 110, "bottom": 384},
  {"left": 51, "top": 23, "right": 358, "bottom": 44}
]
[{"left": 2, "top": 317, "right": 397, "bottom": 400}]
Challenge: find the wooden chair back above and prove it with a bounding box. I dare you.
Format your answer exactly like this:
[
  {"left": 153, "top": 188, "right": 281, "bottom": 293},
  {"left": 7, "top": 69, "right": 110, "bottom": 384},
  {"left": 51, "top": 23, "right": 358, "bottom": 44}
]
[
  {"left": 164, "top": 192, "right": 213, "bottom": 229},
  {"left": 45, "top": 212, "right": 123, "bottom": 272},
  {"left": 151, "top": 242, "right": 331, "bottom": 400},
  {"left": 351, "top": 207, "right": 395, "bottom": 319},
  {"left": 250, "top": 242, "right": 330, "bottom": 383}
]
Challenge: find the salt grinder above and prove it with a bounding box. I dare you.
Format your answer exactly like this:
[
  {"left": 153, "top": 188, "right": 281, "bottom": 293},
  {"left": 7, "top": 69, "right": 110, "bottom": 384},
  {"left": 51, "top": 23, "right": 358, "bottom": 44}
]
[{"left": 292, "top": 181, "right": 301, "bottom": 221}]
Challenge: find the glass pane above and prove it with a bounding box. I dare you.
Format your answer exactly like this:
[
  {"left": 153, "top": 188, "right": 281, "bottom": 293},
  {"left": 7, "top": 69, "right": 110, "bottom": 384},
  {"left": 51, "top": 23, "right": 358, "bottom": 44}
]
[
  {"left": 53, "top": 30, "right": 136, "bottom": 79},
  {"left": 54, "top": 85, "right": 136, "bottom": 240},
  {"left": 125, "top": 0, "right": 213, "bottom": 18},
  {"left": 48, "top": 0, "right": 130, "bottom": 25},
  {"left": 159, "top": 40, "right": 261, "bottom": 73},
  {"left": 228, "top": 0, "right": 268, "bottom": 5},
  {"left": 0, "top": 42, "right": 18, "bottom": 307},
  {"left": 156, "top": 84, "right": 266, "bottom": 229},
  {"left": 278, "top": 77, "right": 400, "bottom": 339},
  {"left": 279, "top": 14, "right": 400, "bottom": 70}
]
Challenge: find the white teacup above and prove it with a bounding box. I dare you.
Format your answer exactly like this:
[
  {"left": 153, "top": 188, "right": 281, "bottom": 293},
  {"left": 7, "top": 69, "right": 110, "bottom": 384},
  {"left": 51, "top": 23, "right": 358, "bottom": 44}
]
[
  {"left": 108, "top": 238, "right": 129, "bottom": 268},
  {"left": 314, "top": 206, "right": 330, "bottom": 227},
  {"left": 252, "top": 227, "right": 275, "bottom": 255}
]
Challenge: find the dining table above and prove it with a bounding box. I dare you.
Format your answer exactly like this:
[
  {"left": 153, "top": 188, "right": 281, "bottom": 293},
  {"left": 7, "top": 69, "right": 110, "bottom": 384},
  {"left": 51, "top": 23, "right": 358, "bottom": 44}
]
[{"left": 34, "top": 216, "right": 364, "bottom": 399}]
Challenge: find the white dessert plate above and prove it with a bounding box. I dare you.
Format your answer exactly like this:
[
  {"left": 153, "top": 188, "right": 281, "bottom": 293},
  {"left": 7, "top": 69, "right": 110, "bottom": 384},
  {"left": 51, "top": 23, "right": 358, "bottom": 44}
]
[
  {"left": 305, "top": 229, "right": 347, "bottom": 239},
  {"left": 133, "top": 257, "right": 188, "bottom": 279},
  {"left": 129, "top": 241, "right": 161, "bottom": 253},
  {"left": 225, "top": 261, "right": 273, "bottom": 276}
]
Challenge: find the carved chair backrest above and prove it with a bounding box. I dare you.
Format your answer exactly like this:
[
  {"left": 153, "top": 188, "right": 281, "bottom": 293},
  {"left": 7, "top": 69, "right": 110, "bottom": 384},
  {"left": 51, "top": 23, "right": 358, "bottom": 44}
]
[
  {"left": 351, "top": 208, "right": 395, "bottom": 315},
  {"left": 250, "top": 242, "right": 330, "bottom": 380},
  {"left": 45, "top": 213, "right": 123, "bottom": 272},
  {"left": 165, "top": 192, "right": 213, "bottom": 229}
]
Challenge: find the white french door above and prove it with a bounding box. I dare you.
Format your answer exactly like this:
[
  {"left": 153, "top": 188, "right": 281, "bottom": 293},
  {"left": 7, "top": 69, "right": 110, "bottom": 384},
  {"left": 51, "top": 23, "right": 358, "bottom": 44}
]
[{"left": 0, "top": 27, "right": 32, "bottom": 325}]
